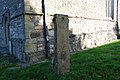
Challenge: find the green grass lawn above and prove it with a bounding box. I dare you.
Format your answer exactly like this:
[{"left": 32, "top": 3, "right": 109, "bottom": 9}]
[{"left": 0, "top": 40, "right": 120, "bottom": 80}]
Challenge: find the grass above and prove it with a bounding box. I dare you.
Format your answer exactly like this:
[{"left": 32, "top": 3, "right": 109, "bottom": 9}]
[
  {"left": 0, "top": 54, "right": 17, "bottom": 69},
  {"left": 0, "top": 40, "right": 120, "bottom": 80}
]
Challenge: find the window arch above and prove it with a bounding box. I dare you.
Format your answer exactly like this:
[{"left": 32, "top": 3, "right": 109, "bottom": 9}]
[{"left": 2, "top": 10, "right": 10, "bottom": 44}]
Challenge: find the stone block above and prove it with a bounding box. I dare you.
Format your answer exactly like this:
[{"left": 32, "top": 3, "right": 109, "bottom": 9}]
[
  {"left": 54, "top": 14, "right": 70, "bottom": 74},
  {"left": 37, "top": 47, "right": 45, "bottom": 51},
  {"left": 30, "top": 32, "right": 43, "bottom": 39},
  {"left": 26, "top": 38, "right": 37, "bottom": 44},
  {"left": 25, "top": 40, "right": 37, "bottom": 53}
]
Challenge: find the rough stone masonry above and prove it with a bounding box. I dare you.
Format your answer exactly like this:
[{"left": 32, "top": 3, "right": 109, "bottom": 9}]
[{"left": 0, "top": 0, "right": 119, "bottom": 63}]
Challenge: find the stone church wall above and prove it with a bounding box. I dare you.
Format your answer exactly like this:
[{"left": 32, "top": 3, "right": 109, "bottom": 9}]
[
  {"left": 46, "top": 0, "right": 117, "bottom": 53},
  {"left": 0, "top": 0, "right": 118, "bottom": 63},
  {"left": 0, "top": 0, "right": 25, "bottom": 61},
  {"left": 24, "top": 0, "right": 46, "bottom": 63},
  {"left": 24, "top": 15, "right": 45, "bottom": 63}
]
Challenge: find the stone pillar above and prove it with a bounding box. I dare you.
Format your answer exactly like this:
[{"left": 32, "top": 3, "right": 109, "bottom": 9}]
[{"left": 54, "top": 14, "right": 70, "bottom": 75}]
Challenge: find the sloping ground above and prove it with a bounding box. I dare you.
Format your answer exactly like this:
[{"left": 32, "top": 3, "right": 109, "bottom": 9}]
[{"left": 0, "top": 40, "right": 120, "bottom": 80}]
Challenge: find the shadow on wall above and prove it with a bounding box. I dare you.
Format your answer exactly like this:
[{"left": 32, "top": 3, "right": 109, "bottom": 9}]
[
  {"left": 69, "top": 21, "right": 118, "bottom": 53},
  {"left": 69, "top": 31, "right": 88, "bottom": 52},
  {"left": 114, "top": 21, "right": 120, "bottom": 39}
]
